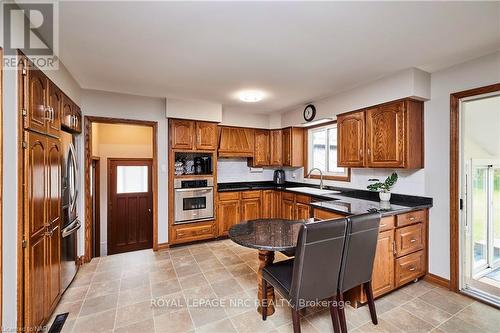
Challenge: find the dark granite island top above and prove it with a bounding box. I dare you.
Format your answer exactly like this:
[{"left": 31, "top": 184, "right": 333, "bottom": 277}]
[{"left": 218, "top": 181, "right": 433, "bottom": 217}]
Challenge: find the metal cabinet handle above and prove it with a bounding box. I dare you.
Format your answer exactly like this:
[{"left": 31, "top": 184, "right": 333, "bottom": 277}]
[
  {"left": 367, "top": 148, "right": 371, "bottom": 156},
  {"left": 359, "top": 149, "right": 363, "bottom": 158},
  {"left": 410, "top": 238, "right": 416, "bottom": 243},
  {"left": 45, "top": 107, "right": 52, "bottom": 121},
  {"left": 409, "top": 216, "right": 416, "bottom": 221},
  {"left": 408, "top": 266, "right": 416, "bottom": 272}
]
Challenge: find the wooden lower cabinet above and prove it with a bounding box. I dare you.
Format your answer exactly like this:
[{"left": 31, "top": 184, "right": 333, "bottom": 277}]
[
  {"left": 262, "top": 190, "right": 273, "bottom": 218},
  {"left": 346, "top": 210, "right": 428, "bottom": 307},
  {"left": 282, "top": 199, "right": 295, "bottom": 220},
  {"left": 172, "top": 222, "right": 216, "bottom": 243},
  {"left": 241, "top": 197, "right": 261, "bottom": 221},
  {"left": 371, "top": 230, "right": 395, "bottom": 297},
  {"left": 313, "top": 208, "right": 346, "bottom": 221},
  {"left": 296, "top": 203, "right": 311, "bottom": 219}
]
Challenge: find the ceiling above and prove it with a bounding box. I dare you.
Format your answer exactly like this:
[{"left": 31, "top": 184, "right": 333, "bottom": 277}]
[{"left": 57, "top": 1, "right": 500, "bottom": 113}]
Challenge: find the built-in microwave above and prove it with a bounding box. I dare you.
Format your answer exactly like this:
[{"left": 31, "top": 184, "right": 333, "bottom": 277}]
[{"left": 174, "top": 177, "right": 214, "bottom": 224}]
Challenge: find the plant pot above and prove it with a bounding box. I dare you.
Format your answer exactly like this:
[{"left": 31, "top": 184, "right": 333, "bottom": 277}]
[{"left": 379, "top": 192, "right": 391, "bottom": 202}]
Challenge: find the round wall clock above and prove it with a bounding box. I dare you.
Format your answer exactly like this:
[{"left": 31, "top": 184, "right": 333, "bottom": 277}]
[{"left": 303, "top": 104, "right": 316, "bottom": 122}]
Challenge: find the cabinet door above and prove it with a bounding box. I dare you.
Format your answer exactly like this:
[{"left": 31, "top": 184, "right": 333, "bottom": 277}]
[
  {"left": 61, "top": 94, "right": 73, "bottom": 129},
  {"left": 296, "top": 203, "right": 311, "bottom": 220},
  {"left": 27, "top": 67, "right": 48, "bottom": 134},
  {"left": 218, "top": 127, "right": 255, "bottom": 157},
  {"left": 271, "top": 191, "right": 282, "bottom": 218},
  {"left": 47, "top": 223, "right": 61, "bottom": 313},
  {"left": 253, "top": 130, "right": 270, "bottom": 166},
  {"left": 270, "top": 130, "right": 283, "bottom": 166},
  {"left": 282, "top": 200, "right": 295, "bottom": 220},
  {"left": 196, "top": 121, "right": 218, "bottom": 150},
  {"left": 371, "top": 230, "right": 395, "bottom": 297},
  {"left": 171, "top": 119, "right": 194, "bottom": 149},
  {"left": 218, "top": 200, "right": 240, "bottom": 236},
  {"left": 241, "top": 198, "right": 261, "bottom": 221},
  {"left": 73, "top": 105, "right": 82, "bottom": 134},
  {"left": 47, "top": 82, "right": 62, "bottom": 137},
  {"left": 366, "top": 102, "right": 405, "bottom": 168},
  {"left": 282, "top": 128, "right": 291, "bottom": 166},
  {"left": 337, "top": 111, "right": 365, "bottom": 167},
  {"left": 25, "top": 132, "right": 48, "bottom": 328},
  {"left": 262, "top": 190, "right": 273, "bottom": 219},
  {"left": 46, "top": 137, "right": 61, "bottom": 228}
]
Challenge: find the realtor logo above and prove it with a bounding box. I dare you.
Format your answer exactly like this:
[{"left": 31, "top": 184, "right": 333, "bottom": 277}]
[{"left": 3, "top": 1, "right": 59, "bottom": 69}]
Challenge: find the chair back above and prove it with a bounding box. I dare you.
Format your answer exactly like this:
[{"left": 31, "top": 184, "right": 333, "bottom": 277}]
[
  {"left": 339, "top": 213, "right": 381, "bottom": 292},
  {"left": 289, "top": 218, "right": 347, "bottom": 308}
]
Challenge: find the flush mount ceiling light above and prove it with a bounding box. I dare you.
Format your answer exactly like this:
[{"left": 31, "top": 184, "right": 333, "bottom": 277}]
[{"left": 238, "top": 90, "right": 265, "bottom": 103}]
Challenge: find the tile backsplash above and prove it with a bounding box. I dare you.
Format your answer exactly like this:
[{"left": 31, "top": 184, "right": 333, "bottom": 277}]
[{"left": 217, "top": 158, "right": 278, "bottom": 182}]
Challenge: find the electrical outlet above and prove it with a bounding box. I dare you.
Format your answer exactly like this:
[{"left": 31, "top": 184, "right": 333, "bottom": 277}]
[{"left": 292, "top": 172, "right": 297, "bottom": 179}]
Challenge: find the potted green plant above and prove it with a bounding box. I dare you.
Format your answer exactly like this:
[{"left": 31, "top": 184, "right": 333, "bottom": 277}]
[{"left": 367, "top": 172, "right": 398, "bottom": 201}]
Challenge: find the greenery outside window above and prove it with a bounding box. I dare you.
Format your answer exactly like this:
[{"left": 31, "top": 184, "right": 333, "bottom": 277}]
[{"left": 306, "top": 122, "right": 350, "bottom": 181}]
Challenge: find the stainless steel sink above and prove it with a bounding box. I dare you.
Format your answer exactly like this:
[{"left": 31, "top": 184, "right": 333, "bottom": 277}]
[{"left": 286, "top": 187, "right": 341, "bottom": 196}]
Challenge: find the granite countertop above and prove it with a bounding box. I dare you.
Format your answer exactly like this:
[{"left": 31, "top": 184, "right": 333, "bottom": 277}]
[
  {"left": 228, "top": 218, "right": 307, "bottom": 251},
  {"left": 217, "top": 181, "right": 433, "bottom": 216}
]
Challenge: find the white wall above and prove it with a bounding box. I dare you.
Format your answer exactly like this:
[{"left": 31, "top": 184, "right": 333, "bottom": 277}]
[
  {"left": 280, "top": 67, "right": 431, "bottom": 127},
  {"left": 220, "top": 107, "right": 272, "bottom": 129},
  {"left": 91, "top": 123, "right": 153, "bottom": 255},
  {"left": 166, "top": 97, "right": 222, "bottom": 122},
  {"left": 425, "top": 51, "right": 500, "bottom": 279},
  {"left": 80, "top": 90, "right": 169, "bottom": 254}
]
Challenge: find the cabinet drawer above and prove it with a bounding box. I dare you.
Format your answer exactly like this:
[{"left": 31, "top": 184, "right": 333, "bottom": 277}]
[
  {"left": 379, "top": 216, "right": 395, "bottom": 232},
  {"left": 396, "top": 210, "right": 426, "bottom": 227},
  {"left": 313, "top": 209, "right": 346, "bottom": 221},
  {"left": 295, "top": 194, "right": 311, "bottom": 204},
  {"left": 219, "top": 192, "right": 240, "bottom": 201},
  {"left": 395, "top": 223, "right": 424, "bottom": 257},
  {"left": 395, "top": 250, "right": 425, "bottom": 287},
  {"left": 174, "top": 223, "right": 215, "bottom": 242},
  {"left": 282, "top": 192, "right": 295, "bottom": 201},
  {"left": 241, "top": 190, "right": 261, "bottom": 199}
]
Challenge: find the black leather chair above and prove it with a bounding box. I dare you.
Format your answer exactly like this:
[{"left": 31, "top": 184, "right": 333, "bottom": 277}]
[
  {"left": 261, "top": 218, "right": 348, "bottom": 333},
  {"left": 337, "top": 213, "right": 381, "bottom": 333}
]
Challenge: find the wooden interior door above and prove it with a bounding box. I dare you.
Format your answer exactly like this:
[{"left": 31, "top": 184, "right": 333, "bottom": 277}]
[
  {"left": 337, "top": 111, "right": 365, "bottom": 167},
  {"left": 108, "top": 159, "right": 153, "bottom": 255},
  {"left": 91, "top": 158, "right": 101, "bottom": 257},
  {"left": 27, "top": 67, "right": 48, "bottom": 134},
  {"left": 366, "top": 102, "right": 405, "bottom": 167},
  {"left": 25, "top": 132, "right": 48, "bottom": 329},
  {"left": 46, "top": 137, "right": 61, "bottom": 312}
]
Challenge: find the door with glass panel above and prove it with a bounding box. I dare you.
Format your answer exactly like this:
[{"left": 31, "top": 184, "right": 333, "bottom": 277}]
[
  {"left": 467, "top": 162, "right": 500, "bottom": 278},
  {"left": 108, "top": 159, "right": 153, "bottom": 255}
]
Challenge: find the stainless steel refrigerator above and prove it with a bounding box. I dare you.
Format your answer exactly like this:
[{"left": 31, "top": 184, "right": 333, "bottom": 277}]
[{"left": 61, "top": 130, "right": 81, "bottom": 292}]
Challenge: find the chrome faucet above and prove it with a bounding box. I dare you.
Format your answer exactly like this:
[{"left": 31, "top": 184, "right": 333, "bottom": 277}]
[{"left": 306, "top": 168, "right": 324, "bottom": 190}]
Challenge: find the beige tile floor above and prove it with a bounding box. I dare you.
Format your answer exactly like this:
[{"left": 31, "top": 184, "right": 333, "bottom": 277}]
[{"left": 47, "top": 239, "right": 500, "bottom": 333}]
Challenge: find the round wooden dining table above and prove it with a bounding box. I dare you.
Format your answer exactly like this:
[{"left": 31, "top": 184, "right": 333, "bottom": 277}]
[{"left": 228, "top": 218, "right": 310, "bottom": 316}]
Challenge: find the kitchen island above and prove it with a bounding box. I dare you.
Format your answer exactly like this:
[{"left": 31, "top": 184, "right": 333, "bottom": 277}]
[{"left": 218, "top": 181, "right": 433, "bottom": 307}]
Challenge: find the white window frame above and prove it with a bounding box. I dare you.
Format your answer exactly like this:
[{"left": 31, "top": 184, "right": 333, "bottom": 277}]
[{"left": 306, "top": 122, "right": 350, "bottom": 181}]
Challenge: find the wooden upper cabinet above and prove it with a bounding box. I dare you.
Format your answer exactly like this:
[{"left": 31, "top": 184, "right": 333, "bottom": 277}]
[
  {"left": 61, "top": 94, "right": 82, "bottom": 133},
  {"left": 337, "top": 111, "right": 365, "bottom": 167},
  {"left": 218, "top": 126, "right": 254, "bottom": 157},
  {"left": 270, "top": 129, "right": 283, "bottom": 166},
  {"left": 282, "top": 127, "right": 304, "bottom": 167},
  {"left": 171, "top": 119, "right": 194, "bottom": 149},
  {"left": 195, "top": 121, "right": 218, "bottom": 150},
  {"left": 366, "top": 102, "right": 405, "bottom": 168},
  {"left": 252, "top": 130, "right": 270, "bottom": 166},
  {"left": 47, "top": 82, "right": 62, "bottom": 137},
  {"left": 61, "top": 94, "right": 73, "bottom": 129},
  {"left": 26, "top": 67, "right": 48, "bottom": 134},
  {"left": 337, "top": 99, "right": 424, "bottom": 169}
]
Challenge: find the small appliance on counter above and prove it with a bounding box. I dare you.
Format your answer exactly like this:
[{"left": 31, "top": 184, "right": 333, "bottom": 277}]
[{"left": 273, "top": 169, "right": 285, "bottom": 185}]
